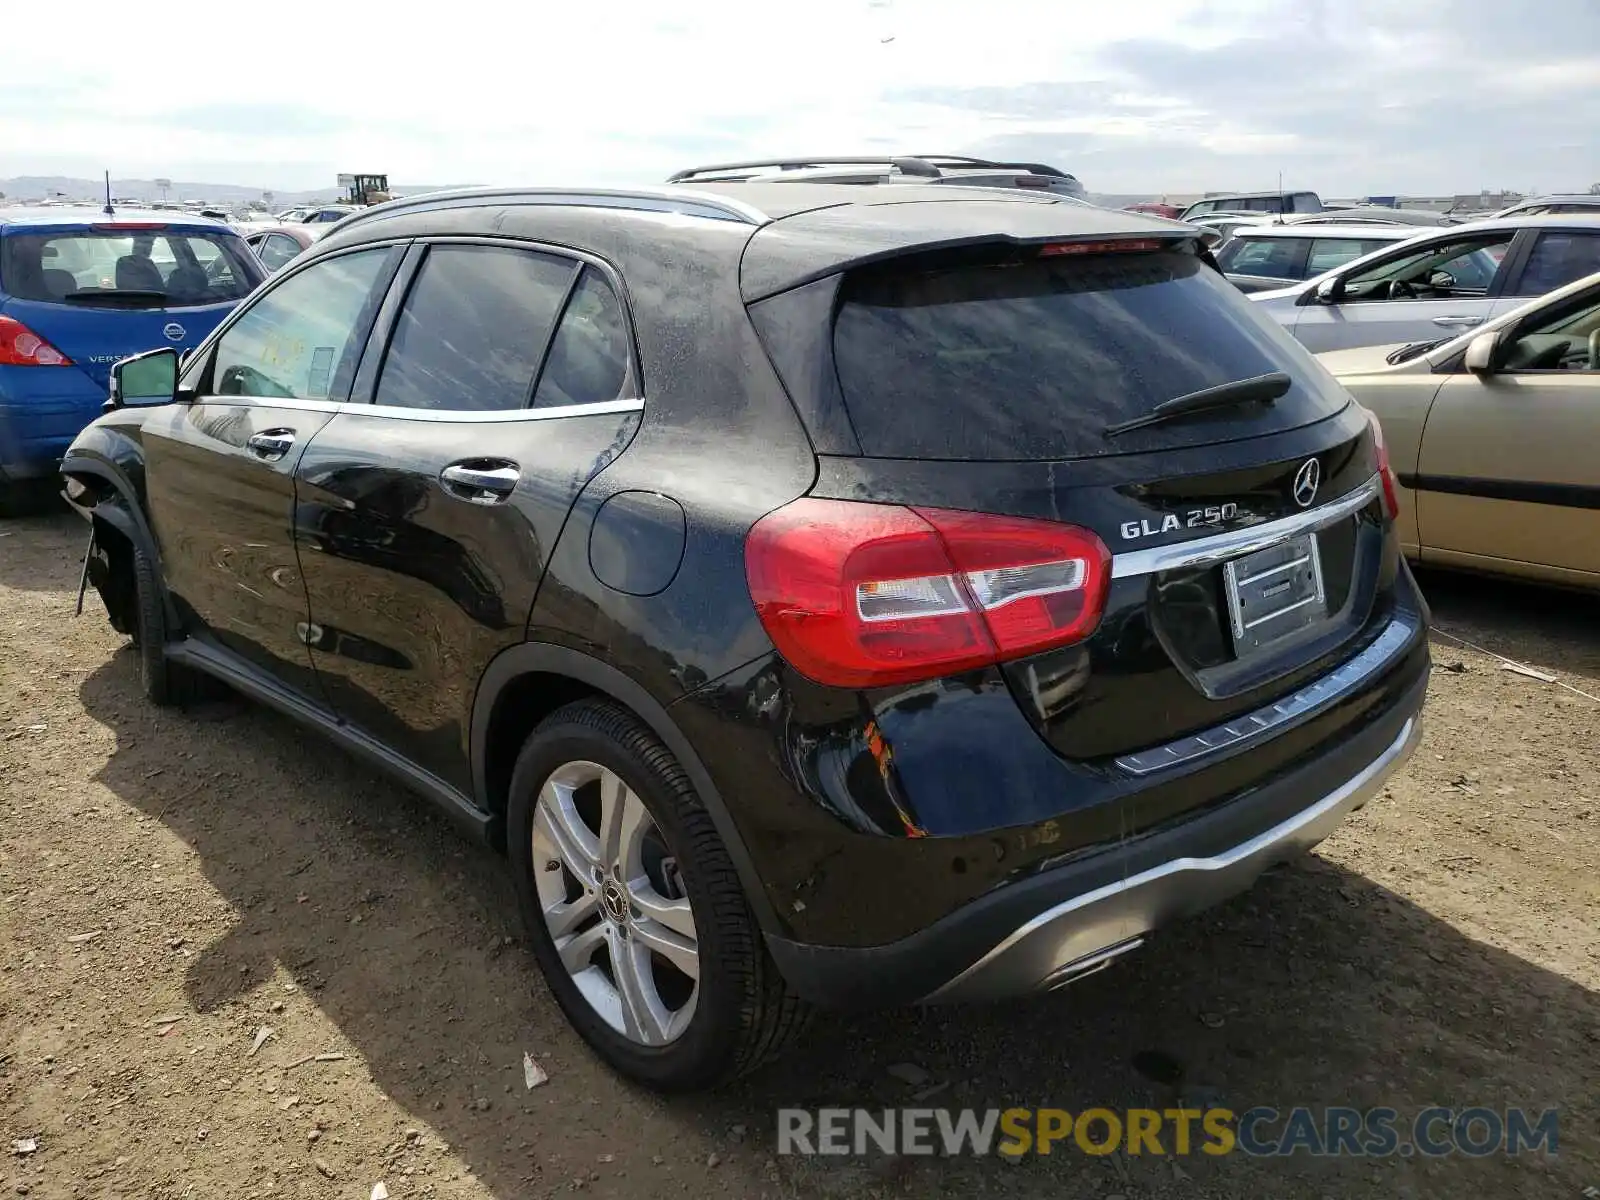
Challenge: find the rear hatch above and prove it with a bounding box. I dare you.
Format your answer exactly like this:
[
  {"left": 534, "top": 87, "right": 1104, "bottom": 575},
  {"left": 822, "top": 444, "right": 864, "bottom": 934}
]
[
  {"left": 0, "top": 220, "right": 262, "bottom": 392},
  {"left": 747, "top": 229, "right": 1408, "bottom": 831}
]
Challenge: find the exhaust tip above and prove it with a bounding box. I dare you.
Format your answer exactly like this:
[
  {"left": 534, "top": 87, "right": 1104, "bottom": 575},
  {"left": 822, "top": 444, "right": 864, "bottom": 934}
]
[{"left": 1042, "top": 936, "right": 1146, "bottom": 992}]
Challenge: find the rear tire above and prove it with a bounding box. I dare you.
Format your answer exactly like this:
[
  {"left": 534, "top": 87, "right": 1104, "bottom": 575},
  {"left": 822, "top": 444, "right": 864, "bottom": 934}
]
[{"left": 507, "top": 698, "right": 809, "bottom": 1091}]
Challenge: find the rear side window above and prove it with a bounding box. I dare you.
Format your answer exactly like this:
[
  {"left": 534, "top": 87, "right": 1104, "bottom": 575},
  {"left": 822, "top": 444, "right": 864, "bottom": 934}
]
[
  {"left": 1307, "top": 237, "right": 1402, "bottom": 275},
  {"left": 1513, "top": 231, "right": 1600, "bottom": 297},
  {"left": 374, "top": 245, "right": 576, "bottom": 412},
  {"left": 0, "top": 228, "right": 261, "bottom": 307},
  {"left": 831, "top": 250, "right": 1347, "bottom": 461},
  {"left": 257, "top": 234, "right": 301, "bottom": 272},
  {"left": 532, "top": 267, "right": 632, "bottom": 409},
  {"left": 1215, "top": 236, "right": 1304, "bottom": 279}
]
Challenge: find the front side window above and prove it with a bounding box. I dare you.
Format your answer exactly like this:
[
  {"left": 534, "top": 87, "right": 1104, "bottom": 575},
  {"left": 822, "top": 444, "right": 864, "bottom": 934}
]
[
  {"left": 1498, "top": 290, "right": 1600, "bottom": 372},
  {"left": 1513, "top": 231, "right": 1600, "bottom": 297},
  {"left": 532, "top": 267, "right": 632, "bottom": 409},
  {"left": 211, "top": 247, "right": 395, "bottom": 400},
  {"left": 1215, "top": 237, "right": 1303, "bottom": 279},
  {"left": 374, "top": 245, "right": 575, "bottom": 412},
  {"left": 1340, "top": 232, "right": 1513, "bottom": 301},
  {"left": 0, "top": 229, "right": 261, "bottom": 307}
]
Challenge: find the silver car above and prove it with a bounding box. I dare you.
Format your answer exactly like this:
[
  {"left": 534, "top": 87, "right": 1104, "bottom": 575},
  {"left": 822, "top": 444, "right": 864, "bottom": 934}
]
[{"left": 1249, "top": 215, "right": 1600, "bottom": 352}]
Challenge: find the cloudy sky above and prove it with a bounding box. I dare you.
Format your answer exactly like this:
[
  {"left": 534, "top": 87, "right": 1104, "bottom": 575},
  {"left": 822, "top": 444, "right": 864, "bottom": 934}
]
[{"left": 2, "top": 0, "right": 1596, "bottom": 197}]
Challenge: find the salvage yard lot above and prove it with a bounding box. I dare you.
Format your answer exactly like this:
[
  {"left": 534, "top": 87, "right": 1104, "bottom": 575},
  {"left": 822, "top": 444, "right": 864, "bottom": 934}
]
[{"left": 2, "top": 508, "right": 1596, "bottom": 1200}]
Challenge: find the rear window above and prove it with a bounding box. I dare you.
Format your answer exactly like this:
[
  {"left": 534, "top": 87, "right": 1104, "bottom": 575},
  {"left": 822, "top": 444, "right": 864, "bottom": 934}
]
[
  {"left": 831, "top": 250, "right": 1348, "bottom": 461},
  {"left": 0, "top": 228, "right": 261, "bottom": 307}
]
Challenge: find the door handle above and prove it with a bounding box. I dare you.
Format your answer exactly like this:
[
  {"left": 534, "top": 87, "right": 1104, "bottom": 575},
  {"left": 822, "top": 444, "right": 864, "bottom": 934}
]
[
  {"left": 440, "top": 461, "right": 520, "bottom": 505},
  {"left": 246, "top": 428, "right": 296, "bottom": 461},
  {"left": 1431, "top": 315, "right": 1483, "bottom": 328}
]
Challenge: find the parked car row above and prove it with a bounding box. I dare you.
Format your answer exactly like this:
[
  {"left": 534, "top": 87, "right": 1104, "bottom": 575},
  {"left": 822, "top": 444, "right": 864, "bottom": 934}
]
[{"left": 1249, "top": 216, "right": 1600, "bottom": 351}]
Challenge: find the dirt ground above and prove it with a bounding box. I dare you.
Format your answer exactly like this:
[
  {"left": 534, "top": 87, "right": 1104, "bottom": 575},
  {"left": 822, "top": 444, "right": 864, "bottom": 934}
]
[{"left": 2, "top": 507, "right": 1596, "bottom": 1200}]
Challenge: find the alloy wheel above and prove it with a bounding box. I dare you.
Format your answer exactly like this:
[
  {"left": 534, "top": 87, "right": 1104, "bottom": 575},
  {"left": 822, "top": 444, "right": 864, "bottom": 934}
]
[{"left": 531, "top": 760, "right": 699, "bottom": 1045}]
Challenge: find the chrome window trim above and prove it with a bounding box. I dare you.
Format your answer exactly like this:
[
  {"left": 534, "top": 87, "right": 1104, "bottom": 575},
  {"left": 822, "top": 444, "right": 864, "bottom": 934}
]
[
  {"left": 191, "top": 394, "right": 347, "bottom": 414},
  {"left": 361, "top": 397, "right": 644, "bottom": 423},
  {"left": 1110, "top": 475, "right": 1381, "bottom": 579},
  {"left": 186, "top": 394, "right": 645, "bottom": 422},
  {"left": 1112, "top": 613, "right": 1419, "bottom": 777}
]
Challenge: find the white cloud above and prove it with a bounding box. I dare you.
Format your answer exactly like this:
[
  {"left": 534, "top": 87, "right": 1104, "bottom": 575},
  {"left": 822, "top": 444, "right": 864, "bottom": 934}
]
[{"left": 1, "top": 0, "right": 1596, "bottom": 196}]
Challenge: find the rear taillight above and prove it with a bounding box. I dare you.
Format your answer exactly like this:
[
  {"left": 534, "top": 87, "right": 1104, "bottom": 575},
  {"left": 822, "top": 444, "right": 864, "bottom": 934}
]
[
  {"left": 1039, "top": 238, "right": 1164, "bottom": 257},
  {"left": 1364, "top": 408, "right": 1401, "bottom": 520},
  {"left": 744, "top": 498, "right": 1111, "bottom": 688},
  {"left": 0, "top": 316, "right": 71, "bottom": 366}
]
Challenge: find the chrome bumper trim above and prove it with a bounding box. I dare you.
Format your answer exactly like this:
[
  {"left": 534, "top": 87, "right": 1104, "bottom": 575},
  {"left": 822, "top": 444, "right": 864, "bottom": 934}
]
[
  {"left": 1114, "top": 614, "right": 1418, "bottom": 777},
  {"left": 1110, "top": 474, "right": 1382, "bottom": 579},
  {"left": 925, "top": 714, "right": 1422, "bottom": 1003}
]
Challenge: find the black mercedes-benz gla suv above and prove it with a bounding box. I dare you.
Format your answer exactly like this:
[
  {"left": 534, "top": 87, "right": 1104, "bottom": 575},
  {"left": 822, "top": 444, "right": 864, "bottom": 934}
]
[{"left": 61, "top": 182, "right": 1429, "bottom": 1090}]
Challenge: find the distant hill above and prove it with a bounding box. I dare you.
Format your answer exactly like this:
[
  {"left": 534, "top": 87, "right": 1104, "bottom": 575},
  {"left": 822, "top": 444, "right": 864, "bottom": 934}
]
[{"left": 0, "top": 175, "right": 469, "bottom": 209}]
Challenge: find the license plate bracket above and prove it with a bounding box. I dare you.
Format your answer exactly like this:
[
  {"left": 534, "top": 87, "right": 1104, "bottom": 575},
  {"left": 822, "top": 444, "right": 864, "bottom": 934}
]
[{"left": 1222, "top": 532, "right": 1327, "bottom": 657}]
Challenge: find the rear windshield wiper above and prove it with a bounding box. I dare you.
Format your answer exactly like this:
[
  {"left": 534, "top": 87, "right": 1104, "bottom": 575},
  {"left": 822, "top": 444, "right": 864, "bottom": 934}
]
[
  {"left": 1102, "top": 371, "right": 1292, "bottom": 439},
  {"left": 64, "top": 289, "right": 167, "bottom": 305}
]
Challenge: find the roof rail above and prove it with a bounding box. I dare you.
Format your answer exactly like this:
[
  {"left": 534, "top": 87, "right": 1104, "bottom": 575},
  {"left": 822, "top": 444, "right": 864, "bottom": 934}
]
[
  {"left": 324, "top": 185, "right": 770, "bottom": 234},
  {"left": 666, "top": 156, "right": 945, "bottom": 183},
  {"left": 911, "top": 155, "right": 1076, "bottom": 181}
]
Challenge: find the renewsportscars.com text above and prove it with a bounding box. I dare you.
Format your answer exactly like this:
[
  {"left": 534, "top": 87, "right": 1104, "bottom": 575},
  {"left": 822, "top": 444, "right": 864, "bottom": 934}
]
[{"left": 777, "top": 1106, "right": 1559, "bottom": 1159}]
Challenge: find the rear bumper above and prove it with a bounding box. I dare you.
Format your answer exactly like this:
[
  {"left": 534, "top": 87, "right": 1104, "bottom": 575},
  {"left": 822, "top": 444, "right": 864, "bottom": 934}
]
[
  {"left": 0, "top": 387, "right": 104, "bottom": 479},
  {"left": 764, "top": 662, "right": 1427, "bottom": 1008}
]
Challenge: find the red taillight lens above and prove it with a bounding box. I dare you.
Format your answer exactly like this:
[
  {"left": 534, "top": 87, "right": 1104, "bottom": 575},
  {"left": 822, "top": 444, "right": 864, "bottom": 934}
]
[
  {"left": 1364, "top": 408, "right": 1400, "bottom": 520},
  {"left": 0, "top": 316, "right": 72, "bottom": 366},
  {"left": 744, "top": 498, "right": 1111, "bottom": 688}
]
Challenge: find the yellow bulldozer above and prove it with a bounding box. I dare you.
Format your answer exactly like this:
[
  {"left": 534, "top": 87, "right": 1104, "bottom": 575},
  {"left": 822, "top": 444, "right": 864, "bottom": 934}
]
[{"left": 341, "top": 174, "right": 391, "bottom": 206}]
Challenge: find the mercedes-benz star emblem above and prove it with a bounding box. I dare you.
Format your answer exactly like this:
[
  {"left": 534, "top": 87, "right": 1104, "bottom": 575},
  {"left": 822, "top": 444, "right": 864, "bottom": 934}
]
[
  {"left": 163, "top": 322, "right": 186, "bottom": 343},
  {"left": 1292, "top": 458, "right": 1322, "bottom": 508}
]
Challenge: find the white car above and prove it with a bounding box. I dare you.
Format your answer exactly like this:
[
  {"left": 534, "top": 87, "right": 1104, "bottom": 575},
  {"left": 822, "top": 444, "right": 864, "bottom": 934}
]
[{"left": 1250, "top": 216, "right": 1600, "bottom": 352}]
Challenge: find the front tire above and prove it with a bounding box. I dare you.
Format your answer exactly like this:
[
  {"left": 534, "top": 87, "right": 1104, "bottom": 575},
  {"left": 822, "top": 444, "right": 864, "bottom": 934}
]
[
  {"left": 127, "top": 537, "right": 208, "bottom": 707},
  {"left": 507, "top": 698, "right": 808, "bottom": 1091}
]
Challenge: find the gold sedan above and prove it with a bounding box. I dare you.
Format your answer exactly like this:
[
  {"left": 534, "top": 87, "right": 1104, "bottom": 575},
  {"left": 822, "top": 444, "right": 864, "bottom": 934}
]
[{"left": 1319, "top": 269, "right": 1600, "bottom": 589}]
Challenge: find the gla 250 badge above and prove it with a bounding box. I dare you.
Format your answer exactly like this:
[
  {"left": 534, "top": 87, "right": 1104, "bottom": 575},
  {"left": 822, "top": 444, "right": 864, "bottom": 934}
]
[{"left": 1121, "top": 503, "right": 1240, "bottom": 542}]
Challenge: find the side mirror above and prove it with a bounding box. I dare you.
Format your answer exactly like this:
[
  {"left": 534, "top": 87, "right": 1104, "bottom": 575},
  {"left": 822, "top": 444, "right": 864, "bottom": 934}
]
[
  {"left": 1315, "top": 277, "right": 1342, "bottom": 304},
  {"left": 1463, "top": 330, "right": 1501, "bottom": 375},
  {"left": 108, "top": 347, "right": 179, "bottom": 410},
  {"left": 1428, "top": 270, "right": 1457, "bottom": 291}
]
